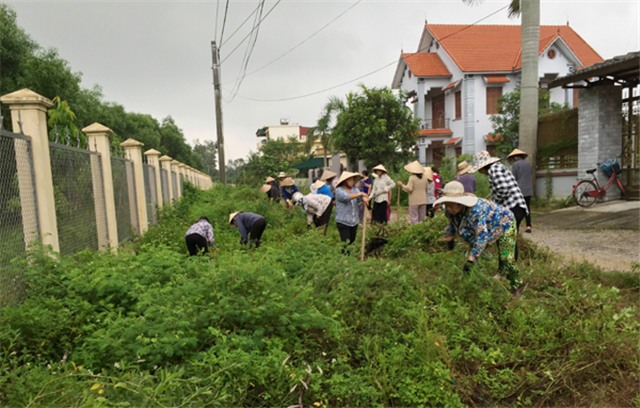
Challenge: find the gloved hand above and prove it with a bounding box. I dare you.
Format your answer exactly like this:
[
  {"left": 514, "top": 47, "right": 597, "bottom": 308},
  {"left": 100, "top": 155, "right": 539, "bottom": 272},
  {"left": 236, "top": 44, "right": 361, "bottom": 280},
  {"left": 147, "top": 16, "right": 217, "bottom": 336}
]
[
  {"left": 447, "top": 239, "right": 455, "bottom": 250},
  {"left": 462, "top": 260, "right": 474, "bottom": 274}
]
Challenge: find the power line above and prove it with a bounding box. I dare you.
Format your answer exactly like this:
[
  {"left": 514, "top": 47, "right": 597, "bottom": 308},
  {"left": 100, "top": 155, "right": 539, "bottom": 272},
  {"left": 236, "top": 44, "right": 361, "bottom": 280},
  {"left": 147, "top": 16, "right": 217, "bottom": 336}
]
[
  {"left": 220, "top": 0, "right": 281, "bottom": 65},
  {"left": 219, "top": 0, "right": 231, "bottom": 46},
  {"left": 242, "top": 0, "right": 363, "bottom": 79},
  {"left": 220, "top": 2, "right": 262, "bottom": 48},
  {"left": 234, "top": 4, "right": 510, "bottom": 103},
  {"left": 225, "top": 0, "right": 265, "bottom": 102}
]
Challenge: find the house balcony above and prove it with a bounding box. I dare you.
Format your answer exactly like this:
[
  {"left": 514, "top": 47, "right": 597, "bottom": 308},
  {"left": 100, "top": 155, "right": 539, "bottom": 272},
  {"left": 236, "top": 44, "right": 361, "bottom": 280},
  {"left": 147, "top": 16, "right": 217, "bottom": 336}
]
[{"left": 420, "top": 118, "right": 450, "bottom": 130}]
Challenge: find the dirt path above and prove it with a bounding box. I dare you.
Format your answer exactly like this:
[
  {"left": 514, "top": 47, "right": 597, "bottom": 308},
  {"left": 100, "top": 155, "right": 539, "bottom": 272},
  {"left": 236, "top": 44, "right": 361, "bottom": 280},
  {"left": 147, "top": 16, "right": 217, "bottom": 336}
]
[{"left": 523, "top": 202, "right": 640, "bottom": 272}]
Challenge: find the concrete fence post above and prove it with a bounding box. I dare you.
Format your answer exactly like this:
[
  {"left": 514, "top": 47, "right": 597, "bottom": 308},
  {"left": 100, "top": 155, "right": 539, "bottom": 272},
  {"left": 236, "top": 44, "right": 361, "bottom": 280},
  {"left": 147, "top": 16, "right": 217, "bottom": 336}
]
[
  {"left": 0, "top": 89, "right": 59, "bottom": 252},
  {"left": 144, "top": 149, "right": 163, "bottom": 208},
  {"left": 83, "top": 123, "right": 118, "bottom": 250},
  {"left": 159, "top": 156, "right": 174, "bottom": 203},
  {"left": 121, "top": 139, "right": 148, "bottom": 234},
  {"left": 171, "top": 160, "right": 182, "bottom": 199}
]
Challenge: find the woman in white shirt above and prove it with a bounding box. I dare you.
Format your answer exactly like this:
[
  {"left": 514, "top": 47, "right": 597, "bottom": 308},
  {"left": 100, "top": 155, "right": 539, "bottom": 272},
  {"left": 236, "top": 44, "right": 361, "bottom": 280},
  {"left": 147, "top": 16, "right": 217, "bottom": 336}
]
[{"left": 369, "top": 164, "right": 396, "bottom": 225}]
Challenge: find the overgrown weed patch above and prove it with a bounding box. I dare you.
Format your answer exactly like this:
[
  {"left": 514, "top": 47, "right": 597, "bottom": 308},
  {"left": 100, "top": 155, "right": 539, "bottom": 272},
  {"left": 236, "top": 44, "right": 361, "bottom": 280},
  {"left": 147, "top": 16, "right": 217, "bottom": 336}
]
[{"left": 0, "top": 185, "right": 637, "bottom": 406}]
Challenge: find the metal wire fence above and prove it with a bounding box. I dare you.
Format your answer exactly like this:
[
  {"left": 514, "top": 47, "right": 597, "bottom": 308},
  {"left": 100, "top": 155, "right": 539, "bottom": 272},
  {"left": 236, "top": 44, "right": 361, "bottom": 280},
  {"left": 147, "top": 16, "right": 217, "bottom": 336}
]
[
  {"left": 50, "top": 143, "right": 103, "bottom": 255},
  {"left": 143, "top": 163, "right": 158, "bottom": 225},
  {"left": 0, "top": 129, "right": 38, "bottom": 306},
  {"left": 111, "top": 157, "right": 136, "bottom": 243}
]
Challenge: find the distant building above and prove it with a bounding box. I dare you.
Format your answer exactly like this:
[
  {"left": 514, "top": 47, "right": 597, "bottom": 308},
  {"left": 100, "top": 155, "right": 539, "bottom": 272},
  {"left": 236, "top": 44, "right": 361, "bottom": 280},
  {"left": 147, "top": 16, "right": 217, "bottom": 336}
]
[{"left": 392, "top": 22, "right": 604, "bottom": 164}]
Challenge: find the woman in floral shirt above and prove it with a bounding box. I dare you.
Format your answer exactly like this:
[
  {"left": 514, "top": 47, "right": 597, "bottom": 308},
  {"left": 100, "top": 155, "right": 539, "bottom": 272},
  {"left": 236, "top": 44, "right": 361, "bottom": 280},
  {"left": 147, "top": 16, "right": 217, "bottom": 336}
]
[{"left": 436, "top": 181, "right": 523, "bottom": 295}]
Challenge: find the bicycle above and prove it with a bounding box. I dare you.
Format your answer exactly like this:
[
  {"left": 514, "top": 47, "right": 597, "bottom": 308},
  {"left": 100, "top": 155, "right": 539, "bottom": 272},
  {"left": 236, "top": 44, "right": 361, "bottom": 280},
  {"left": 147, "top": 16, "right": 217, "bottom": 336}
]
[{"left": 572, "top": 158, "right": 626, "bottom": 207}]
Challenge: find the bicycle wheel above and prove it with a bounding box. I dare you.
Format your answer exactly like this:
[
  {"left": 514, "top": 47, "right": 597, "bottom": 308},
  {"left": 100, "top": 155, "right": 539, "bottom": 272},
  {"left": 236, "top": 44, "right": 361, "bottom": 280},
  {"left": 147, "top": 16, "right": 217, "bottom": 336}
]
[{"left": 573, "top": 180, "right": 598, "bottom": 207}]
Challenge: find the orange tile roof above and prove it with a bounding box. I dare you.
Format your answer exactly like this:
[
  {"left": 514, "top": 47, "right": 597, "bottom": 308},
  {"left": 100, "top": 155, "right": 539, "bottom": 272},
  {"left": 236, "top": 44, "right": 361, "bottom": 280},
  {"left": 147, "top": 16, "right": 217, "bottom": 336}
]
[
  {"left": 443, "top": 80, "right": 460, "bottom": 90},
  {"left": 427, "top": 24, "right": 603, "bottom": 72},
  {"left": 402, "top": 53, "right": 451, "bottom": 77},
  {"left": 485, "top": 75, "right": 510, "bottom": 83},
  {"left": 444, "top": 137, "right": 461, "bottom": 145}
]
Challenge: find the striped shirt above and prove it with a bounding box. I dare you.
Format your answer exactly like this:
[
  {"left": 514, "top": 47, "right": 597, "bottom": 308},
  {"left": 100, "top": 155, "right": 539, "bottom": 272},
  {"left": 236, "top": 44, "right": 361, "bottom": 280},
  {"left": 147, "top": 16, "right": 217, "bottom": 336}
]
[{"left": 487, "top": 162, "right": 528, "bottom": 213}]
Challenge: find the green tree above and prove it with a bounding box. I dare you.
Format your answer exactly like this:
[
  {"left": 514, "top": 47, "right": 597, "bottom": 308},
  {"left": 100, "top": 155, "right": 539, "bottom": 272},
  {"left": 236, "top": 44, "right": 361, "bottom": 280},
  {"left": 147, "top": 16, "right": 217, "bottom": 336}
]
[
  {"left": 331, "top": 85, "right": 419, "bottom": 170},
  {"left": 242, "top": 138, "right": 309, "bottom": 185},
  {"left": 48, "top": 96, "right": 83, "bottom": 146},
  {"left": 192, "top": 139, "right": 217, "bottom": 178},
  {"left": 488, "top": 87, "right": 569, "bottom": 157},
  {"left": 306, "top": 96, "right": 345, "bottom": 167}
]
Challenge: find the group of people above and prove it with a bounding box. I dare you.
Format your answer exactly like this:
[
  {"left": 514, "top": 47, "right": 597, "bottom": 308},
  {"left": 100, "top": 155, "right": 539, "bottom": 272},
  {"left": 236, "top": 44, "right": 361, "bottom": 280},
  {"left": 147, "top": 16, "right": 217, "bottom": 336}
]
[{"left": 185, "top": 148, "right": 533, "bottom": 296}]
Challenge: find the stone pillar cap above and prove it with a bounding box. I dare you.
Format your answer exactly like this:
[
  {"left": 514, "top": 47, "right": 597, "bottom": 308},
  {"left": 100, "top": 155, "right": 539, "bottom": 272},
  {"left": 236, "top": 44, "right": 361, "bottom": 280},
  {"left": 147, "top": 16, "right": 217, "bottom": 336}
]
[
  {"left": 0, "top": 88, "right": 53, "bottom": 107},
  {"left": 144, "top": 149, "right": 162, "bottom": 155},
  {"left": 82, "top": 122, "right": 112, "bottom": 134},
  {"left": 120, "top": 138, "right": 144, "bottom": 147},
  {"left": 159, "top": 155, "right": 173, "bottom": 161}
]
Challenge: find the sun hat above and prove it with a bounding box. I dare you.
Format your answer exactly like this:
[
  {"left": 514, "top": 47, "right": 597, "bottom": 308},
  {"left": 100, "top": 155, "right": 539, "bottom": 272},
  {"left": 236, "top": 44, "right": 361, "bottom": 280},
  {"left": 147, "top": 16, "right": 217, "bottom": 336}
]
[
  {"left": 280, "top": 177, "right": 295, "bottom": 187},
  {"left": 507, "top": 148, "right": 528, "bottom": 159},
  {"left": 336, "top": 171, "right": 362, "bottom": 186},
  {"left": 424, "top": 166, "right": 434, "bottom": 181},
  {"left": 228, "top": 211, "right": 240, "bottom": 224},
  {"left": 265, "top": 176, "right": 275, "bottom": 183},
  {"left": 433, "top": 181, "right": 479, "bottom": 207},
  {"left": 372, "top": 164, "right": 388, "bottom": 174},
  {"left": 277, "top": 171, "right": 287, "bottom": 178},
  {"left": 404, "top": 160, "right": 425, "bottom": 174},
  {"left": 320, "top": 169, "right": 337, "bottom": 181},
  {"left": 292, "top": 192, "right": 304, "bottom": 205},
  {"left": 260, "top": 184, "right": 271, "bottom": 193},
  {"left": 311, "top": 179, "right": 325, "bottom": 191},
  {"left": 469, "top": 151, "right": 501, "bottom": 173},
  {"left": 457, "top": 161, "right": 472, "bottom": 175}
]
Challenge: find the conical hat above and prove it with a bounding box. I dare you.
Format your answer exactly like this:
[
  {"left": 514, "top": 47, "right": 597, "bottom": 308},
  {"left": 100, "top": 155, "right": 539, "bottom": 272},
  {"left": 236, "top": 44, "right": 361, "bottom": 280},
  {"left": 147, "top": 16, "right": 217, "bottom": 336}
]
[
  {"left": 280, "top": 177, "right": 295, "bottom": 187},
  {"left": 336, "top": 171, "right": 362, "bottom": 186},
  {"left": 228, "top": 212, "right": 240, "bottom": 224},
  {"left": 260, "top": 184, "right": 271, "bottom": 193},
  {"left": 311, "top": 179, "right": 325, "bottom": 191},
  {"left": 277, "top": 171, "right": 287, "bottom": 178},
  {"left": 265, "top": 176, "right": 275, "bottom": 183},
  {"left": 372, "top": 164, "right": 388, "bottom": 173},
  {"left": 507, "top": 148, "right": 528, "bottom": 158},
  {"left": 320, "top": 169, "right": 337, "bottom": 181},
  {"left": 404, "top": 160, "right": 424, "bottom": 174},
  {"left": 423, "top": 166, "right": 434, "bottom": 181}
]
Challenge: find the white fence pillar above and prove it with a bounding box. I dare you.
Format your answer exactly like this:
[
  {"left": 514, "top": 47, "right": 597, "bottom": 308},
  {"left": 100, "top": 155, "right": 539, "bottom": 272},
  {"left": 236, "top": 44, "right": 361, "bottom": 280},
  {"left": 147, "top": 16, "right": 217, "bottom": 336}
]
[
  {"left": 84, "top": 123, "right": 118, "bottom": 250},
  {"left": 159, "top": 156, "right": 174, "bottom": 203},
  {"left": 0, "top": 89, "right": 59, "bottom": 252},
  {"left": 144, "top": 149, "right": 163, "bottom": 208},
  {"left": 121, "top": 139, "right": 148, "bottom": 234},
  {"left": 171, "top": 160, "right": 182, "bottom": 199}
]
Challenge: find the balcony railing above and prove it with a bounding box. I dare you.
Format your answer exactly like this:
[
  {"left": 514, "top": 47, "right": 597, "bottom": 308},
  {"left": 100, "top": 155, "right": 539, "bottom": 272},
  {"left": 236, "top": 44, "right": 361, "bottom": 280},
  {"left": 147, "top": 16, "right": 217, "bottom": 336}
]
[{"left": 420, "top": 118, "right": 450, "bottom": 130}]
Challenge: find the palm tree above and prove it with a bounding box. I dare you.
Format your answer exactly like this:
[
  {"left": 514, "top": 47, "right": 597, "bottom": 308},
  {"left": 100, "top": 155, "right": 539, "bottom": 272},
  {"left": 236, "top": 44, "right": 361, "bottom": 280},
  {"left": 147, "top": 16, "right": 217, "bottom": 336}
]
[
  {"left": 464, "top": 0, "right": 539, "bottom": 181},
  {"left": 307, "top": 96, "right": 345, "bottom": 168}
]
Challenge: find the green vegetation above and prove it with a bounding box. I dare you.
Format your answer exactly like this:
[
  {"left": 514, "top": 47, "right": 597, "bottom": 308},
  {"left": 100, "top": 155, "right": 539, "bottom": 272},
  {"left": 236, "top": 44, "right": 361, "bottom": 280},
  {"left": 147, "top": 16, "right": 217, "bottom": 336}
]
[{"left": 1, "top": 184, "right": 638, "bottom": 406}]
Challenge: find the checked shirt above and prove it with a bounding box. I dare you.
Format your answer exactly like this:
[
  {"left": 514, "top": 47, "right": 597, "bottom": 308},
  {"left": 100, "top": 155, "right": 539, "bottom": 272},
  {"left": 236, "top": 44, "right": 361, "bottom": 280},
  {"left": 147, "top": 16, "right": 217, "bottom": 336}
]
[{"left": 487, "top": 162, "right": 528, "bottom": 213}]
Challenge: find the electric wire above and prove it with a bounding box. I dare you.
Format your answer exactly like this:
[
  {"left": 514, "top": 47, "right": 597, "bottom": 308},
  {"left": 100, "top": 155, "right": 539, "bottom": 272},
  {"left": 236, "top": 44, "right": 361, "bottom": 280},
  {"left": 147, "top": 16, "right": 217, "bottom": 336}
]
[
  {"left": 219, "top": 0, "right": 231, "bottom": 47},
  {"left": 220, "top": 0, "right": 281, "bottom": 65},
  {"left": 220, "top": 2, "right": 262, "bottom": 48},
  {"left": 235, "top": 4, "right": 509, "bottom": 102}
]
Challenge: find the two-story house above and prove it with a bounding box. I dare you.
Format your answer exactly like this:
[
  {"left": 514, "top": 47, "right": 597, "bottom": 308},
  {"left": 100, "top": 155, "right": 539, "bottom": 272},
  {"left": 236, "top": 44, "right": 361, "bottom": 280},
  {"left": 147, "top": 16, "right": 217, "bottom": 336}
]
[{"left": 392, "top": 22, "right": 603, "bottom": 165}]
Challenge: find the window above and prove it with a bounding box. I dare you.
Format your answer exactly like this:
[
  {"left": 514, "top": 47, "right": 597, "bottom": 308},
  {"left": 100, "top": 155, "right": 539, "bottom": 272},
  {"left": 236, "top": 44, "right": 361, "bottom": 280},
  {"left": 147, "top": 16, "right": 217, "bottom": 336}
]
[
  {"left": 454, "top": 91, "right": 461, "bottom": 119},
  {"left": 486, "top": 87, "right": 502, "bottom": 115}
]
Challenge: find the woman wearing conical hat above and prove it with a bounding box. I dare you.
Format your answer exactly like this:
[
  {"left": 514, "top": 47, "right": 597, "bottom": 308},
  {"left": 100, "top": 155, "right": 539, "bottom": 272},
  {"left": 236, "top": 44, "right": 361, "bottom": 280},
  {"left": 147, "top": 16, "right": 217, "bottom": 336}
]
[
  {"left": 264, "top": 176, "right": 281, "bottom": 202},
  {"left": 280, "top": 177, "right": 300, "bottom": 208},
  {"left": 334, "top": 171, "right": 369, "bottom": 255},
  {"left": 369, "top": 164, "right": 396, "bottom": 224},
  {"left": 436, "top": 181, "right": 523, "bottom": 296},
  {"left": 454, "top": 161, "right": 476, "bottom": 194},
  {"left": 397, "top": 161, "right": 430, "bottom": 225}
]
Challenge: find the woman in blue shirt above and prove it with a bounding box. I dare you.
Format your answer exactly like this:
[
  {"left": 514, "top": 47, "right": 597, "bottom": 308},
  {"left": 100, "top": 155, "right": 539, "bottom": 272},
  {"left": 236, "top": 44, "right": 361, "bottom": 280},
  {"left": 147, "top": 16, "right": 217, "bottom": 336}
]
[
  {"left": 334, "top": 171, "right": 369, "bottom": 254},
  {"left": 436, "top": 181, "right": 523, "bottom": 296}
]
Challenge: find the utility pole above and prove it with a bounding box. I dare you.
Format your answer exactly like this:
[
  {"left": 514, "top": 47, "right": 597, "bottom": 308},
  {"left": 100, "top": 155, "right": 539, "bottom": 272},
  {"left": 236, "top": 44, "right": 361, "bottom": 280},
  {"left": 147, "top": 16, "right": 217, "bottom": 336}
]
[{"left": 211, "top": 41, "right": 226, "bottom": 184}]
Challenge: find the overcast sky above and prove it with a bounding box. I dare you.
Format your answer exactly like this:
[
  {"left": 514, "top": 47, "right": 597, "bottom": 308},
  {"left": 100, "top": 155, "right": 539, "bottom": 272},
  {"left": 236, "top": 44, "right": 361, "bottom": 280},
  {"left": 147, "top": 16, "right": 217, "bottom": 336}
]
[{"left": 4, "top": 0, "right": 639, "bottom": 164}]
